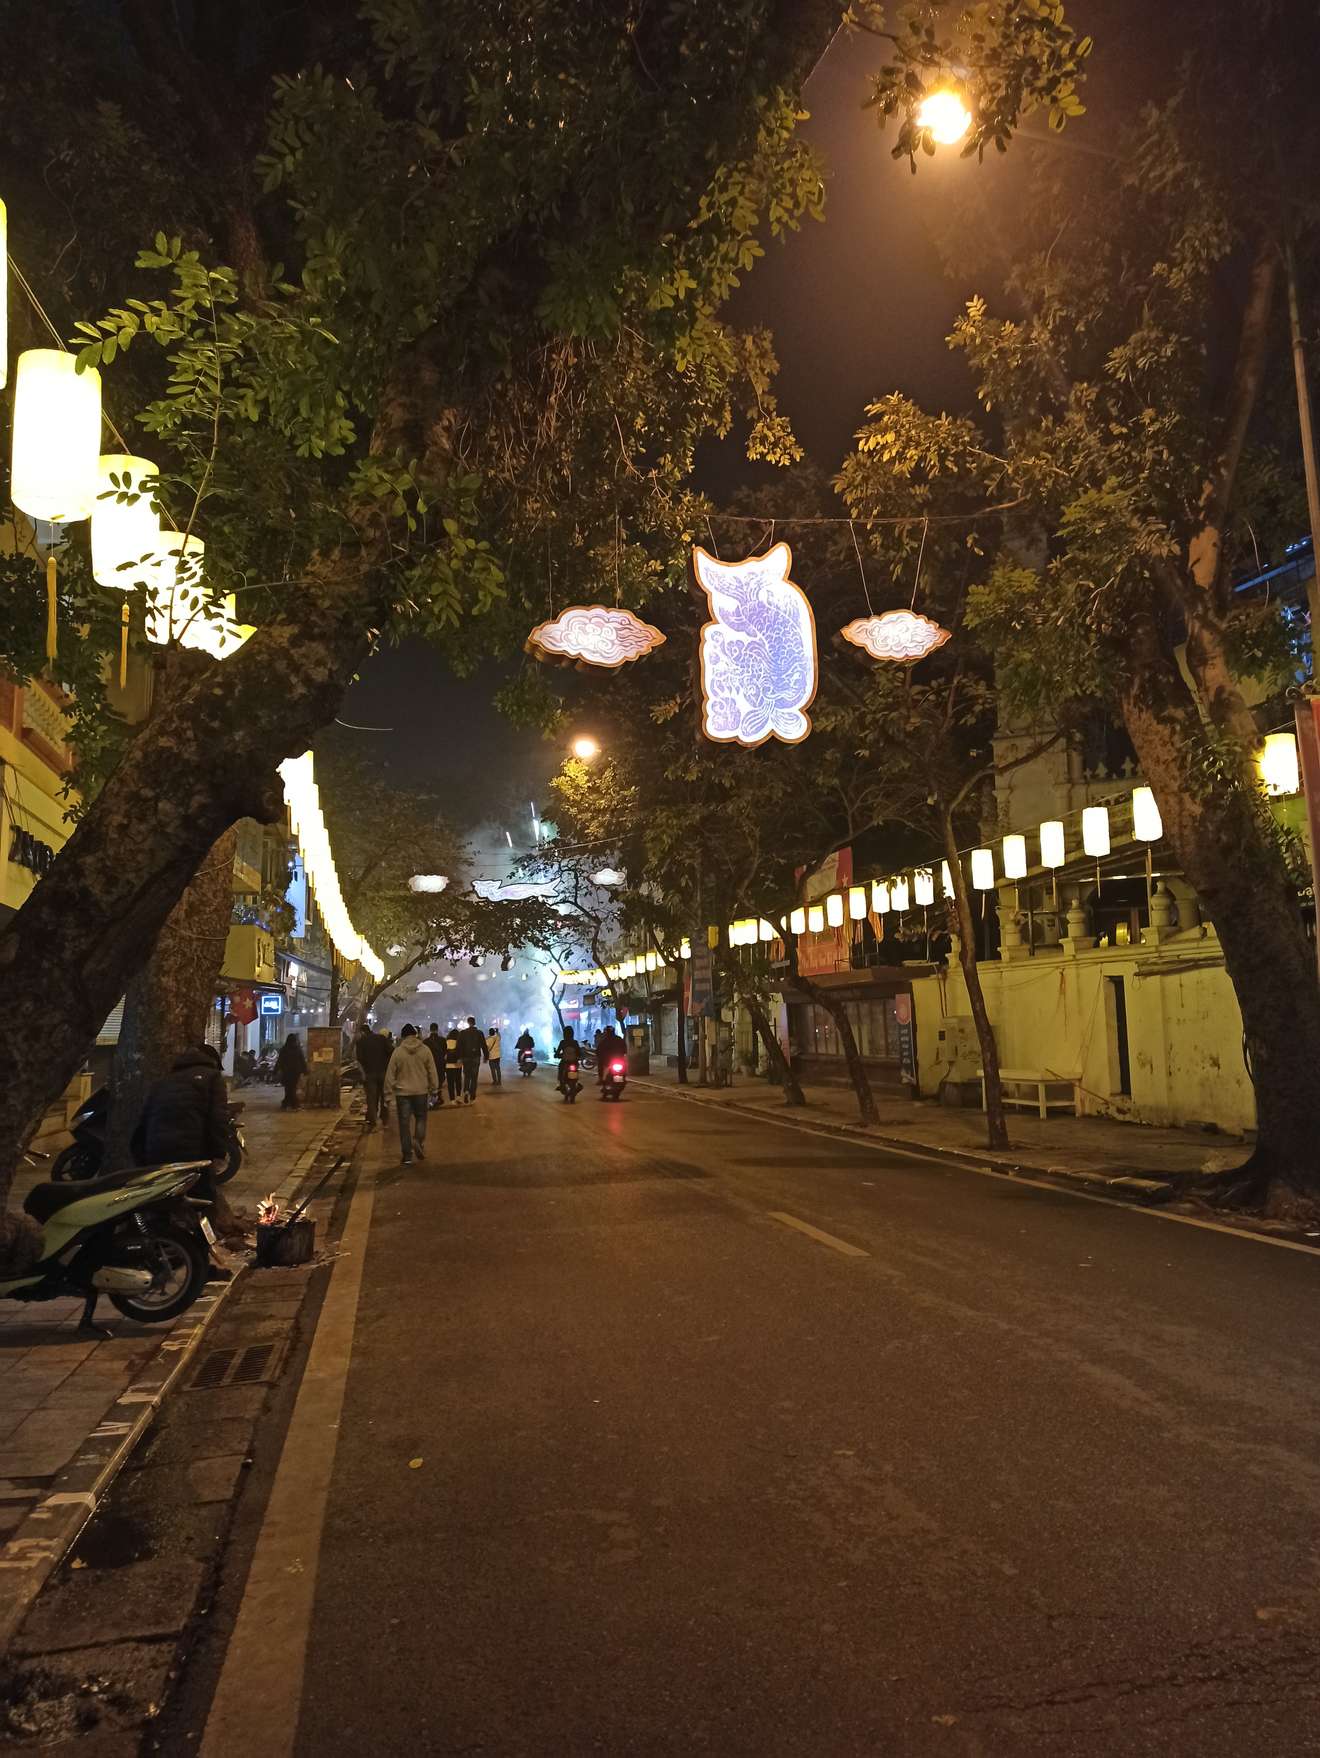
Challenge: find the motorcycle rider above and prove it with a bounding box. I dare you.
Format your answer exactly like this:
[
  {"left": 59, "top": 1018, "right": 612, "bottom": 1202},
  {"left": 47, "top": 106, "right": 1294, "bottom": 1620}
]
[
  {"left": 131, "top": 1045, "right": 238, "bottom": 1265},
  {"left": 554, "top": 1027, "right": 580, "bottom": 1095},
  {"left": 596, "top": 1021, "right": 625, "bottom": 1084}
]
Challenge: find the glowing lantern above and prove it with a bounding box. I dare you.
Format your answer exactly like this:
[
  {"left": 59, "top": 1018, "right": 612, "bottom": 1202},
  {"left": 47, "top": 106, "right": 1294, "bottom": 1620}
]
[
  {"left": 847, "top": 886, "right": 866, "bottom": 921},
  {"left": 11, "top": 350, "right": 102, "bottom": 523},
  {"left": 0, "top": 199, "right": 6, "bottom": 388},
  {"left": 839, "top": 609, "right": 951, "bottom": 664},
  {"left": 1082, "top": 806, "right": 1111, "bottom": 857},
  {"left": 91, "top": 455, "right": 160, "bottom": 587},
  {"left": 871, "top": 880, "right": 890, "bottom": 914},
  {"left": 645, "top": 951, "right": 658, "bottom": 972},
  {"left": 891, "top": 877, "right": 910, "bottom": 912},
  {"left": 1040, "top": 821, "right": 1066, "bottom": 868},
  {"left": 759, "top": 919, "right": 774, "bottom": 942},
  {"left": 707, "top": 925, "right": 719, "bottom": 949},
  {"left": 679, "top": 939, "right": 691, "bottom": 960},
  {"left": 914, "top": 868, "right": 935, "bottom": 907},
  {"left": 807, "top": 903, "right": 825, "bottom": 933},
  {"left": 1002, "top": 834, "right": 1028, "bottom": 880},
  {"left": 1257, "top": 732, "right": 1299, "bottom": 797},
  {"left": 527, "top": 606, "right": 665, "bottom": 668},
  {"left": 1131, "top": 787, "right": 1163, "bottom": 841},
  {"left": 825, "top": 892, "right": 844, "bottom": 928},
  {"left": 942, "top": 861, "right": 955, "bottom": 898},
  {"left": 790, "top": 907, "right": 806, "bottom": 935},
  {"left": 970, "top": 848, "right": 995, "bottom": 891},
  {"left": 693, "top": 542, "right": 817, "bottom": 746}
]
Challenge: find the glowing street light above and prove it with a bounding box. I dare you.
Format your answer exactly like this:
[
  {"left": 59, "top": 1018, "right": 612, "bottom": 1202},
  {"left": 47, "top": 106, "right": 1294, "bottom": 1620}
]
[
  {"left": 572, "top": 735, "right": 600, "bottom": 761},
  {"left": 916, "top": 88, "right": 972, "bottom": 147}
]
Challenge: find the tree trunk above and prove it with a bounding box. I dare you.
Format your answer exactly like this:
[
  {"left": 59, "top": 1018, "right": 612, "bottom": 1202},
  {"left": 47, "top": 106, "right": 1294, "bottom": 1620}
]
[
  {"left": 675, "top": 950, "right": 689, "bottom": 1084},
  {"left": 0, "top": 572, "right": 380, "bottom": 1211},
  {"left": 1120, "top": 627, "right": 1320, "bottom": 1216},
  {"left": 794, "top": 971, "right": 877, "bottom": 1125},
  {"left": 104, "top": 825, "right": 238, "bottom": 1175},
  {"left": 941, "top": 812, "right": 1009, "bottom": 1151},
  {"left": 741, "top": 988, "right": 804, "bottom": 1107}
]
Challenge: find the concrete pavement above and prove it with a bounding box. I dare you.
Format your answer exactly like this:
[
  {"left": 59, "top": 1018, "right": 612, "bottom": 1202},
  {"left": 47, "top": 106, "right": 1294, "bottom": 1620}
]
[{"left": 191, "top": 1074, "right": 1320, "bottom": 1756}]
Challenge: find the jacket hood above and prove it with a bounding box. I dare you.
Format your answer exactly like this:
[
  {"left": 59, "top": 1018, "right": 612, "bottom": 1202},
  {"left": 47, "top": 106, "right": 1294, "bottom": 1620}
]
[
  {"left": 397, "top": 1036, "right": 432, "bottom": 1063},
  {"left": 171, "top": 1049, "right": 219, "bottom": 1073}
]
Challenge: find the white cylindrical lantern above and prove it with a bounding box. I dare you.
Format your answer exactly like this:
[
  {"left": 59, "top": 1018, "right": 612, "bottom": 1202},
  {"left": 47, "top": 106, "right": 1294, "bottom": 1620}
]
[
  {"left": 0, "top": 199, "right": 7, "bottom": 390},
  {"left": 759, "top": 919, "right": 774, "bottom": 942},
  {"left": 91, "top": 454, "right": 160, "bottom": 587},
  {"left": 891, "top": 876, "right": 910, "bottom": 912},
  {"left": 914, "top": 868, "right": 935, "bottom": 907},
  {"left": 1002, "top": 834, "right": 1027, "bottom": 880},
  {"left": 941, "top": 860, "right": 954, "bottom": 898},
  {"left": 848, "top": 885, "right": 867, "bottom": 921},
  {"left": 825, "top": 892, "right": 844, "bottom": 928},
  {"left": 1082, "top": 805, "right": 1111, "bottom": 857},
  {"left": 790, "top": 907, "right": 806, "bottom": 935},
  {"left": 645, "top": 951, "right": 658, "bottom": 971},
  {"left": 807, "top": 903, "right": 825, "bottom": 933},
  {"left": 11, "top": 350, "right": 103, "bottom": 522},
  {"left": 679, "top": 938, "right": 691, "bottom": 960},
  {"left": 1258, "top": 732, "right": 1299, "bottom": 797},
  {"left": 1131, "top": 786, "right": 1163, "bottom": 841},
  {"left": 971, "top": 847, "right": 995, "bottom": 890},
  {"left": 1040, "top": 820, "right": 1065, "bottom": 868},
  {"left": 871, "top": 879, "right": 890, "bottom": 914}
]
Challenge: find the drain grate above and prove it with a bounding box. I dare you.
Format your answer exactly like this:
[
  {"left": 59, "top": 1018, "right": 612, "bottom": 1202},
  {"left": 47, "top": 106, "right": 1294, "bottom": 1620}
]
[{"left": 190, "top": 1338, "right": 289, "bottom": 1391}]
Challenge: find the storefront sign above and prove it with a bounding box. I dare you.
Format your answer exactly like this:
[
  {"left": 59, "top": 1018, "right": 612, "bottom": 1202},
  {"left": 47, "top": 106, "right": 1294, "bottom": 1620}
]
[
  {"left": 259, "top": 991, "right": 285, "bottom": 1017},
  {"left": 8, "top": 826, "right": 56, "bottom": 876},
  {"left": 894, "top": 993, "right": 917, "bottom": 1086},
  {"left": 688, "top": 944, "right": 715, "bottom": 1019}
]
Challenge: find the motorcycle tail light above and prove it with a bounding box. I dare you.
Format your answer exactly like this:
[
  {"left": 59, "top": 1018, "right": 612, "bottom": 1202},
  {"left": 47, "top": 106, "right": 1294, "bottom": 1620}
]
[{"left": 611, "top": 1061, "right": 625, "bottom": 1073}]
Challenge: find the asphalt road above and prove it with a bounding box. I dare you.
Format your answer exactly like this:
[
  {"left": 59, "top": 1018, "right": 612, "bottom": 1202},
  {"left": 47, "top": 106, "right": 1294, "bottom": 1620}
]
[{"left": 272, "top": 1076, "right": 1320, "bottom": 1756}]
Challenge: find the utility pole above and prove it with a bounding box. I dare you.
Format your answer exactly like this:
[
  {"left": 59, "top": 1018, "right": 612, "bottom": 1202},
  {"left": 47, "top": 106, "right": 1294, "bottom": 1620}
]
[{"left": 1285, "top": 237, "right": 1320, "bottom": 679}]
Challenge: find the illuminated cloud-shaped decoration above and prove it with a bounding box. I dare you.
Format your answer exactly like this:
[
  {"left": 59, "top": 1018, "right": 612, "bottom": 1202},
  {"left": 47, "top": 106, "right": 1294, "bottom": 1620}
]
[
  {"left": 693, "top": 542, "right": 817, "bottom": 747},
  {"left": 416, "top": 979, "right": 444, "bottom": 992},
  {"left": 591, "top": 868, "right": 625, "bottom": 887},
  {"left": 527, "top": 605, "right": 665, "bottom": 669},
  {"left": 473, "top": 879, "right": 556, "bottom": 902},
  {"left": 840, "top": 610, "right": 951, "bottom": 664},
  {"left": 408, "top": 874, "right": 449, "bottom": 894}
]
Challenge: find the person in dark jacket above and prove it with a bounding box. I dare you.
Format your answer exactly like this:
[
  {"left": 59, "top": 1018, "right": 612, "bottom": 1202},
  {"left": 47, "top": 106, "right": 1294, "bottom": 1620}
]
[
  {"left": 455, "top": 1016, "right": 488, "bottom": 1104},
  {"left": 443, "top": 1028, "right": 463, "bottom": 1102},
  {"left": 423, "top": 1024, "right": 447, "bottom": 1108},
  {"left": 274, "top": 1034, "right": 307, "bottom": 1110},
  {"left": 355, "top": 1025, "right": 392, "bottom": 1130},
  {"left": 131, "top": 1045, "right": 235, "bottom": 1259}
]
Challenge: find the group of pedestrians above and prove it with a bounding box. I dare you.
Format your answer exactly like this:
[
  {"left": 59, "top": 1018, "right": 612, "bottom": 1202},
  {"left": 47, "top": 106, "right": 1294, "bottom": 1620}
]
[{"left": 354, "top": 1016, "right": 507, "bottom": 1165}]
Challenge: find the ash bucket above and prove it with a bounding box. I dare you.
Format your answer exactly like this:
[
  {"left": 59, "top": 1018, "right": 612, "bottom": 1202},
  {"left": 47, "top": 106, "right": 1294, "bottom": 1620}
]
[{"left": 255, "top": 1218, "right": 316, "bottom": 1268}]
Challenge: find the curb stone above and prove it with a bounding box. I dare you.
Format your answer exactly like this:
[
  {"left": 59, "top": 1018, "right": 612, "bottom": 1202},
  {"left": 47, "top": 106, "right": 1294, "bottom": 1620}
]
[
  {"left": 630, "top": 1078, "right": 1176, "bottom": 1204},
  {"left": 0, "top": 1112, "right": 345, "bottom": 1659}
]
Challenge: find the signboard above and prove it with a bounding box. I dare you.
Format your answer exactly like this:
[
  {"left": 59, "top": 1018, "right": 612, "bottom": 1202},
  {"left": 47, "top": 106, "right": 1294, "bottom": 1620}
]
[
  {"left": 689, "top": 944, "right": 715, "bottom": 1019},
  {"left": 305, "top": 1026, "right": 342, "bottom": 1108},
  {"left": 259, "top": 991, "right": 285, "bottom": 1017},
  {"left": 894, "top": 992, "right": 917, "bottom": 1086}
]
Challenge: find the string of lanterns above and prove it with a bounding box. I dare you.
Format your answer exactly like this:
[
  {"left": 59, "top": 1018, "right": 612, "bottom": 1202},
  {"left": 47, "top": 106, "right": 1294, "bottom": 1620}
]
[{"left": 277, "top": 752, "right": 385, "bottom": 984}]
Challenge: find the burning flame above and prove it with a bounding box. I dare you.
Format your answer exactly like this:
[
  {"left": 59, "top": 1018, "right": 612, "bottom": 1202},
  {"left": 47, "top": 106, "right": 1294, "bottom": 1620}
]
[{"left": 258, "top": 1193, "right": 281, "bottom": 1226}]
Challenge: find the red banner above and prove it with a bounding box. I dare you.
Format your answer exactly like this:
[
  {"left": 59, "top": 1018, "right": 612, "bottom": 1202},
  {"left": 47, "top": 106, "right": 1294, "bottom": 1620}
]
[{"left": 228, "top": 990, "right": 258, "bottom": 1026}]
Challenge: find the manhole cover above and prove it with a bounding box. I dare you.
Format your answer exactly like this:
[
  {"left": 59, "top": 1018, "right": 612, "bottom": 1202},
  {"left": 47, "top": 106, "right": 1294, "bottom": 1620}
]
[{"left": 190, "top": 1338, "right": 289, "bottom": 1391}]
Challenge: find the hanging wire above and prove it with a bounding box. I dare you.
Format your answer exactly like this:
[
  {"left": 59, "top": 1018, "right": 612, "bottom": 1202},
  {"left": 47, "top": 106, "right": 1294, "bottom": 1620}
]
[
  {"left": 909, "top": 515, "right": 930, "bottom": 610},
  {"left": 704, "top": 514, "right": 720, "bottom": 559},
  {"left": 849, "top": 520, "right": 875, "bottom": 617}
]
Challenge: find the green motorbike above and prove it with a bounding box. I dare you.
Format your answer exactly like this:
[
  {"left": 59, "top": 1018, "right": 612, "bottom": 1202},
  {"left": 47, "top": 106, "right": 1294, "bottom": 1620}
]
[{"left": 2, "top": 1160, "right": 218, "bottom": 1328}]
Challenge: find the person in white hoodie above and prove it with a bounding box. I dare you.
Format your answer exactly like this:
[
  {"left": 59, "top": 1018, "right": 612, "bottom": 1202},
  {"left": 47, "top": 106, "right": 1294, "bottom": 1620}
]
[{"left": 385, "top": 1024, "right": 439, "bottom": 1164}]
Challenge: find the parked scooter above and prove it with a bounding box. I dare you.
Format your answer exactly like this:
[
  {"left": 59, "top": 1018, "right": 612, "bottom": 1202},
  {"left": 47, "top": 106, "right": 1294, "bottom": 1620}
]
[
  {"left": 1, "top": 1161, "right": 219, "bottom": 1328},
  {"left": 558, "top": 1060, "right": 583, "bottom": 1103},
  {"left": 599, "top": 1056, "right": 628, "bottom": 1101},
  {"left": 518, "top": 1049, "right": 536, "bottom": 1078},
  {"left": 52, "top": 1088, "right": 246, "bottom": 1184}
]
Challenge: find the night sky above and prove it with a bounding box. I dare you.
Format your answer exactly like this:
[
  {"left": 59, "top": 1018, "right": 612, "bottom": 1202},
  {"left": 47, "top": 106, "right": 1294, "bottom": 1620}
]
[{"left": 343, "top": 1, "right": 1171, "bottom": 814}]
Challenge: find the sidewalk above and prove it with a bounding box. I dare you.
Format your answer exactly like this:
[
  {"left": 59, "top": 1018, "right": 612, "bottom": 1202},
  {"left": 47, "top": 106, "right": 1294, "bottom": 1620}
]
[
  {"left": 0, "top": 1092, "right": 336, "bottom": 1549},
  {"left": 634, "top": 1064, "right": 1247, "bottom": 1190}
]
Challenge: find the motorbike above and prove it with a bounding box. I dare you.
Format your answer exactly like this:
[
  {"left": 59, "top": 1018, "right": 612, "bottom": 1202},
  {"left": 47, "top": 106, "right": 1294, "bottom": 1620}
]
[
  {"left": 1, "top": 1160, "right": 220, "bottom": 1328},
  {"left": 52, "top": 1087, "right": 246, "bottom": 1185},
  {"left": 517, "top": 1048, "right": 536, "bottom": 1078},
  {"left": 558, "top": 1060, "right": 583, "bottom": 1103},
  {"left": 599, "top": 1055, "right": 628, "bottom": 1101}
]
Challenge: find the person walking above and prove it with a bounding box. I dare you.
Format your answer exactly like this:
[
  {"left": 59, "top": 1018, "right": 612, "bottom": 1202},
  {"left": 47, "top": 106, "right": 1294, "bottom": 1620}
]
[
  {"left": 444, "top": 1027, "right": 463, "bottom": 1102},
  {"left": 274, "top": 1033, "right": 307, "bottom": 1110},
  {"left": 455, "top": 1015, "right": 487, "bottom": 1104},
  {"left": 424, "top": 1023, "right": 447, "bottom": 1108},
  {"left": 486, "top": 1025, "right": 503, "bottom": 1085},
  {"left": 385, "top": 1024, "right": 438, "bottom": 1164},
  {"left": 355, "top": 1022, "right": 392, "bottom": 1131}
]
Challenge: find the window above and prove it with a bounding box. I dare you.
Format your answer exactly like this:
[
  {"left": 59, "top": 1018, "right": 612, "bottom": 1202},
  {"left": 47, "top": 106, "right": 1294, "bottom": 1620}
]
[{"left": 794, "top": 999, "right": 900, "bottom": 1060}]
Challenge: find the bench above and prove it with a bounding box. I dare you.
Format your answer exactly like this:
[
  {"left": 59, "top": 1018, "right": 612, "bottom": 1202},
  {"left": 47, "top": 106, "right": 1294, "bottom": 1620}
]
[{"left": 979, "top": 1068, "right": 1080, "bottom": 1120}]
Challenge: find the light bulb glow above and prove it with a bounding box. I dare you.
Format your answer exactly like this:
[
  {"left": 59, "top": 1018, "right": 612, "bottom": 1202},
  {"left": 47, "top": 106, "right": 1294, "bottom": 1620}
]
[
  {"left": 1002, "top": 834, "right": 1028, "bottom": 880},
  {"left": 916, "top": 88, "right": 972, "bottom": 146},
  {"left": 1082, "top": 806, "right": 1111, "bottom": 857},
  {"left": 571, "top": 735, "right": 600, "bottom": 761}
]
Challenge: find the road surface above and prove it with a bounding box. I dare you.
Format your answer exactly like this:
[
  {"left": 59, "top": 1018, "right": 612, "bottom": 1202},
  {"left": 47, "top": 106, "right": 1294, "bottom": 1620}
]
[{"left": 207, "top": 1075, "right": 1320, "bottom": 1755}]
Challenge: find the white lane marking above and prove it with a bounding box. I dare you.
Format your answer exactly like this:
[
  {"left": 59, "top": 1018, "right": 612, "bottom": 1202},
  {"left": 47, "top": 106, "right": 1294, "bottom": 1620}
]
[
  {"left": 649, "top": 1085, "right": 1320, "bottom": 1263},
  {"left": 766, "top": 1211, "right": 870, "bottom": 1258},
  {"left": 201, "top": 1169, "right": 376, "bottom": 1758}
]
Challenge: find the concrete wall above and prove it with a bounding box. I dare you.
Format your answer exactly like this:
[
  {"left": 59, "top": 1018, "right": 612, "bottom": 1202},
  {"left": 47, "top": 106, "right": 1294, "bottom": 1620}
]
[{"left": 911, "top": 925, "right": 1255, "bottom": 1135}]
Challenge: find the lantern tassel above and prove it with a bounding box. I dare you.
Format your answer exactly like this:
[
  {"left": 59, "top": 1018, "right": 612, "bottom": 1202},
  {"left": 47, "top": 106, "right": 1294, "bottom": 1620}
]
[
  {"left": 44, "top": 554, "right": 57, "bottom": 667},
  {"left": 119, "top": 600, "right": 130, "bottom": 692}
]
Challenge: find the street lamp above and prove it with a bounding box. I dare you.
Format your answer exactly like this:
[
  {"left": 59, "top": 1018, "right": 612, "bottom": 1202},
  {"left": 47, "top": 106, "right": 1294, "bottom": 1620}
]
[
  {"left": 916, "top": 89, "right": 972, "bottom": 147},
  {"left": 572, "top": 735, "right": 600, "bottom": 761}
]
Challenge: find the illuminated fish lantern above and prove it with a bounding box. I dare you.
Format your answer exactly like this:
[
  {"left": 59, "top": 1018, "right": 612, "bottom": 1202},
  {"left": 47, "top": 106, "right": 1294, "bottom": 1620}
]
[
  {"left": 526, "top": 605, "right": 665, "bottom": 669},
  {"left": 839, "top": 609, "right": 951, "bottom": 664},
  {"left": 692, "top": 542, "right": 817, "bottom": 747}
]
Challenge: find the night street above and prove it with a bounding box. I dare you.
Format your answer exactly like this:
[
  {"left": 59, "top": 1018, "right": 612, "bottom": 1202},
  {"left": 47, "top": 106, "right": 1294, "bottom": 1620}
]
[{"left": 194, "top": 1081, "right": 1320, "bottom": 1756}]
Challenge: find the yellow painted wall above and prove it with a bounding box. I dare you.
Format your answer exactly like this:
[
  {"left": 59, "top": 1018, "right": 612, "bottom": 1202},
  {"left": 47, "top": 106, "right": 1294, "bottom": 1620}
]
[
  {"left": 911, "top": 926, "right": 1255, "bottom": 1135},
  {"left": 0, "top": 693, "right": 78, "bottom": 917}
]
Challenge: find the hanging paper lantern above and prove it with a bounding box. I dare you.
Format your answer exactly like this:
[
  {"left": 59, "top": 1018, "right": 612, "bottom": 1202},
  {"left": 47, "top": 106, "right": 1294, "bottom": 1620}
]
[
  {"left": 679, "top": 938, "right": 692, "bottom": 960},
  {"left": 1002, "top": 834, "right": 1028, "bottom": 880},
  {"left": 91, "top": 455, "right": 161, "bottom": 587},
  {"left": 1040, "top": 821, "right": 1066, "bottom": 868},
  {"left": 942, "top": 861, "right": 955, "bottom": 899},
  {"left": 1130, "top": 787, "right": 1163, "bottom": 841},
  {"left": 848, "top": 886, "right": 867, "bottom": 921},
  {"left": 871, "top": 880, "right": 890, "bottom": 915},
  {"left": 526, "top": 605, "right": 665, "bottom": 668},
  {"left": 693, "top": 543, "right": 817, "bottom": 747},
  {"left": 790, "top": 907, "right": 806, "bottom": 935},
  {"left": 891, "top": 877, "right": 911, "bottom": 912},
  {"left": 971, "top": 848, "right": 996, "bottom": 890},
  {"left": 807, "top": 903, "right": 825, "bottom": 933},
  {"left": 0, "top": 199, "right": 7, "bottom": 391},
  {"left": 1082, "top": 806, "right": 1111, "bottom": 857},
  {"left": 11, "top": 350, "right": 102, "bottom": 523},
  {"left": 759, "top": 919, "right": 774, "bottom": 942},
  {"left": 914, "top": 868, "right": 935, "bottom": 906},
  {"left": 1257, "top": 733, "right": 1299, "bottom": 797},
  {"left": 825, "top": 892, "right": 845, "bottom": 928},
  {"left": 839, "top": 610, "right": 951, "bottom": 664}
]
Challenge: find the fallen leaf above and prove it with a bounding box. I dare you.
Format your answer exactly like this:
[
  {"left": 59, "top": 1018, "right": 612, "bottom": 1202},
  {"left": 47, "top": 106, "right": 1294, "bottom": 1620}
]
[
  {"left": 932, "top": 1713, "right": 958, "bottom": 1726},
  {"left": 409, "top": 1457, "right": 424, "bottom": 1470},
  {"left": 70, "top": 1558, "right": 87, "bottom": 1570}
]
